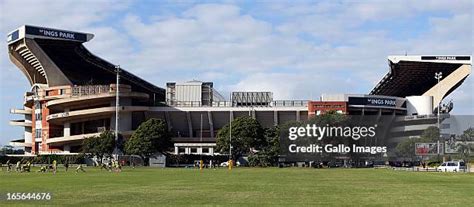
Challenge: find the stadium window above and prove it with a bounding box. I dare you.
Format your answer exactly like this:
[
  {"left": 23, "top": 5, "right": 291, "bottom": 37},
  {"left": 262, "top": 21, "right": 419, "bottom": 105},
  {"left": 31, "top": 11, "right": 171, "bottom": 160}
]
[
  {"left": 35, "top": 113, "right": 42, "bottom": 121},
  {"left": 34, "top": 101, "right": 41, "bottom": 110},
  {"left": 35, "top": 129, "right": 42, "bottom": 138},
  {"left": 190, "top": 148, "right": 197, "bottom": 154},
  {"left": 178, "top": 148, "right": 185, "bottom": 154},
  {"left": 202, "top": 148, "right": 209, "bottom": 154}
]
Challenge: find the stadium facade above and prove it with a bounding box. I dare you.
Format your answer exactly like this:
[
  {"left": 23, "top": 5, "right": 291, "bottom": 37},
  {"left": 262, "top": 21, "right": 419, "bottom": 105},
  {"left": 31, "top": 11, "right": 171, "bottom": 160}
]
[{"left": 6, "top": 25, "right": 472, "bottom": 158}]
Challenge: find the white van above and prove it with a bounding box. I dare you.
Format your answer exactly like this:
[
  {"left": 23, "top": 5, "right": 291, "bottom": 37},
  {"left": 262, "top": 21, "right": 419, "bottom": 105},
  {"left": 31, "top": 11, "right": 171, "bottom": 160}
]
[{"left": 437, "top": 161, "right": 466, "bottom": 172}]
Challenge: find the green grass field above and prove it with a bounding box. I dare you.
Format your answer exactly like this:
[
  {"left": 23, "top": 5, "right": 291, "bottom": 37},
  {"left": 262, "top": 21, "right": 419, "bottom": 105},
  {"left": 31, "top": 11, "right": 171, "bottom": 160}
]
[{"left": 1, "top": 167, "right": 473, "bottom": 206}]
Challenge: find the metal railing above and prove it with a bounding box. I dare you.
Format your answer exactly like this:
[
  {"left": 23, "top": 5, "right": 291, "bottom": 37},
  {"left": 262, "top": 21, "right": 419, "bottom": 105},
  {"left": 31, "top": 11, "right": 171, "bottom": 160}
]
[
  {"left": 404, "top": 114, "right": 450, "bottom": 121},
  {"left": 271, "top": 100, "right": 308, "bottom": 107},
  {"left": 165, "top": 100, "right": 308, "bottom": 107},
  {"left": 71, "top": 85, "right": 110, "bottom": 97}
]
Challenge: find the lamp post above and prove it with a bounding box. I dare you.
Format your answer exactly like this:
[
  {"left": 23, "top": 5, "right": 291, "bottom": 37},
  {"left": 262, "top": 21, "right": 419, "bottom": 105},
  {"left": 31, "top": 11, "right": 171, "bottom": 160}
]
[
  {"left": 434, "top": 72, "right": 442, "bottom": 160},
  {"left": 229, "top": 111, "right": 232, "bottom": 170},
  {"left": 113, "top": 65, "right": 121, "bottom": 160},
  {"left": 200, "top": 113, "right": 203, "bottom": 170}
]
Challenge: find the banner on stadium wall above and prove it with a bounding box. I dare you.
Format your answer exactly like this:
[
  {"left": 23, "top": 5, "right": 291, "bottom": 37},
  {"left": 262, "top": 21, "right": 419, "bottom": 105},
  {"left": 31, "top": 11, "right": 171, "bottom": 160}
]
[
  {"left": 415, "top": 143, "right": 443, "bottom": 156},
  {"left": 348, "top": 97, "right": 396, "bottom": 107}
]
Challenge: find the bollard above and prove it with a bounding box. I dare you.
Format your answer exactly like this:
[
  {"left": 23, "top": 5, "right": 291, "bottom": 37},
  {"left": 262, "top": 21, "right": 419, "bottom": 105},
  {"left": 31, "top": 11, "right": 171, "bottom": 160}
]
[{"left": 228, "top": 160, "right": 233, "bottom": 171}]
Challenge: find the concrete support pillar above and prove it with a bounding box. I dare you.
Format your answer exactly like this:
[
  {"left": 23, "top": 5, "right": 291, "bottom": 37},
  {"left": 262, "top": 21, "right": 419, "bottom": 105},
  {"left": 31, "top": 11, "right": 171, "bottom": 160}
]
[
  {"left": 186, "top": 112, "right": 193, "bottom": 138},
  {"left": 165, "top": 111, "right": 172, "bottom": 131},
  {"left": 207, "top": 111, "right": 214, "bottom": 138},
  {"left": 63, "top": 108, "right": 70, "bottom": 137},
  {"left": 175, "top": 146, "right": 179, "bottom": 154},
  {"left": 209, "top": 147, "right": 214, "bottom": 155},
  {"left": 273, "top": 111, "right": 278, "bottom": 126},
  {"left": 423, "top": 64, "right": 471, "bottom": 111},
  {"left": 296, "top": 110, "right": 300, "bottom": 122},
  {"left": 64, "top": 122, "right": 70, "bottom": 137}
]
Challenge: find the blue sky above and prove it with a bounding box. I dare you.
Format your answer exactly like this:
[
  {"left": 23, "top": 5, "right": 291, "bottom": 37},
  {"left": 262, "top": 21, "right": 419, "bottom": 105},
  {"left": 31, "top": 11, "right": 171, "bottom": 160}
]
[{"left": 0, "top": 0, "right": 472, "bottom": 145}]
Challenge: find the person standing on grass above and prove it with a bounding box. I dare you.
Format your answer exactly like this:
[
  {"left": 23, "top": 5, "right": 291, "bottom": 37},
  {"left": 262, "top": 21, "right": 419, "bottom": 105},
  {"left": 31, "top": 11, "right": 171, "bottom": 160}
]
[
  {"left": 24, "top": 161, "right": 31, "bottom": 172},
  {"left": 52, "top": 160, "right": 57, "bottom": 174},
  {"left": 6, "top": 160, "right": 12, "bottom": 172},
  {"left": 64, "top": 161, "right": 69, "bottom": 172},
  {"left": 117, "top": 161, "right": 122, "bottom": 172},
  {"left": 16, "top": 161, "right": 21, "bottom": 172}
]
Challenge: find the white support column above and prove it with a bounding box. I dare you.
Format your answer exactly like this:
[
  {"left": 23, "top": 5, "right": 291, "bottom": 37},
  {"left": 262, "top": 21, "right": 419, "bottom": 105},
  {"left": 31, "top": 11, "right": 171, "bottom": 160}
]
[
  {"left": 296, "top": 110, "right": 300, "bottom": 122},
  {"left": 174, "top": 146, "right": 179, "bottom": 154},
  {"left": 186, "top": 112, "right": 193, "bottom": 138},
  {"left": 165, "top": 111, "right": 172, "bottom": 131},
  {"left": 208, "top": 111, "right": 214, "bottom": 138},
  {"left": 64, "top": 122, "right": 70, "bottom": 137},
  {"left": 63, "top": 108, "right": 70, "bottom": 137}
]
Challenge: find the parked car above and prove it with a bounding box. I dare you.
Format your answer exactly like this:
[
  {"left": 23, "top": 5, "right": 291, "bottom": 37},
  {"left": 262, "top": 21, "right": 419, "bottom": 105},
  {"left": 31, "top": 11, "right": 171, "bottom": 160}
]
[
  {"left": 220, "top": 160, "right": 240, "bottom": 167},
  {"left": 220, "top": 161, "right": 229, "bottom": 167},
  {"left": 437, "top": 161, "right": 466, "bottom": 172}
]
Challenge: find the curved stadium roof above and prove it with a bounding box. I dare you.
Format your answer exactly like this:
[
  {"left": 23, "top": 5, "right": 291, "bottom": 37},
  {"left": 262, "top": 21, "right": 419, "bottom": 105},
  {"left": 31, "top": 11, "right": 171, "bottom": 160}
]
[
  {"left": 7, "top": 25, "right": 164, "bottom": 98},
  {"left": 370, "top": 56, "right": 471, "bottom": 98}
]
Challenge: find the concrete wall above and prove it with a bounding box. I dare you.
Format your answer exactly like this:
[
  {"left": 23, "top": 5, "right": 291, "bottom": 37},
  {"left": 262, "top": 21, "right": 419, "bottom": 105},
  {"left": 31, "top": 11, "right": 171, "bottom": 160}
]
[{"left": 406, "top": 96, "right": 433, "bottom": 115}]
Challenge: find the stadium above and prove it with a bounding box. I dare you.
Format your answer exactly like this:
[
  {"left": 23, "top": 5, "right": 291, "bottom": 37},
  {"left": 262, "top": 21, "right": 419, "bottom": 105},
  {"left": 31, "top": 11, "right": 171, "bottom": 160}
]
[{"left": 6, "top": 25, "right": 472, "bottom": 161}]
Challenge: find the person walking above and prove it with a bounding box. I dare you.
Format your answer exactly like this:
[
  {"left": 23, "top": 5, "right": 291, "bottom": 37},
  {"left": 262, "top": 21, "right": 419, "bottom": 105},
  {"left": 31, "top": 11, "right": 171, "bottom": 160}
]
[{"left": 76, "top": 164, "right": 86, "bottom": 173}]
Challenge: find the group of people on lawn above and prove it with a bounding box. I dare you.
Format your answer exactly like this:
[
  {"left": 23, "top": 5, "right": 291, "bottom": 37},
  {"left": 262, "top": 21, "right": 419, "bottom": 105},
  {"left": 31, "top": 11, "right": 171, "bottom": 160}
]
[{"left": 3, "top": 159, "right": 85, "bottom": 173}]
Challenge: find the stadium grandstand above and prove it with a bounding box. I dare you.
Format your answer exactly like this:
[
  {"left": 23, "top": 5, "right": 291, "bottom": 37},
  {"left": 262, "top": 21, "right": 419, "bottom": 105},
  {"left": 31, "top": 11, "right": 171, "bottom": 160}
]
[{"left": 5, "top": 25, "right": 472, "bottom": 161}]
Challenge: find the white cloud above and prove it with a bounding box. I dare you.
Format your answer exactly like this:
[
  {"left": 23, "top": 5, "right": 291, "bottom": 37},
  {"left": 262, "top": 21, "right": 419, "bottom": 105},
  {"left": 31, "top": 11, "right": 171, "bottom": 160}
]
[
  {"left": 0, "top": 1, "right": 472, "bottom": 146},
  {"left": 228, "top": 72, "right": 358, "bottom": 100}
]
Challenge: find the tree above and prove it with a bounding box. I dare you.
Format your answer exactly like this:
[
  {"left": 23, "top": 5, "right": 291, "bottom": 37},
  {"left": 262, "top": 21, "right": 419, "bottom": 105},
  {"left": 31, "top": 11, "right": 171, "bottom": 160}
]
[
  {"left": 457, "top": 127, "right": 474, "bottom": 167},
  {"left": 419, "top": 126, "right": 440, "bottom": 142},
  {"left": 124, "top": 118, "right": 171, "bottom": 163},
  {"left": 307, "top": 110, "right": 348, "bottom": 126},
  {"left": 396, "top": 138, "right": 417, "bottom": 159},
  {"left": 459, "top": 127, "right": 474, "bottom": 141},
  {"left": 0, "top": 145, "right": 14, "bottom": 154},
  {"left": 82, "top": 131, "right": 116, "bottom": 163},
  {"left": 248, "top": 126, "right": 280, "bottom": 167},
  {"left": 216, "top": 116, "right": 265, "bottom": 159},
  {"left": 395, "top": 126, "right": 440, "bottom": 160}
]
